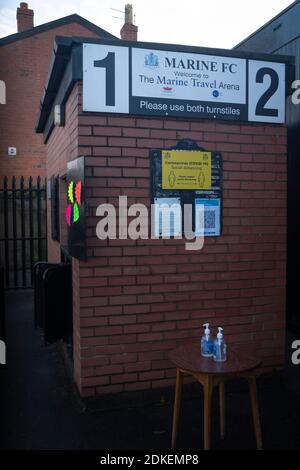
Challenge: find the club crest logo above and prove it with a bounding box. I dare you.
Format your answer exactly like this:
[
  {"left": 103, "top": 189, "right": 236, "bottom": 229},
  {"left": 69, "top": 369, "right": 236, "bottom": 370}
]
[{"left": 145, "top": 52, "right": 159, "bottom": 68}]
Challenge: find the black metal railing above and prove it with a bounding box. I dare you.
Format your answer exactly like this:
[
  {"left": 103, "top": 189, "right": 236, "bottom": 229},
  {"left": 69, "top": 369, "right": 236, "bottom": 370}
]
[{"left": 0, "top": 176, "right": 47, "bottom": 289}]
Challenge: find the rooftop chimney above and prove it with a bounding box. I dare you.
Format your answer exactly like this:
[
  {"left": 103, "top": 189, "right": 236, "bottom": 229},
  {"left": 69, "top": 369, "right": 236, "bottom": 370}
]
[
  {"left": 120, "top": 4, "right": 138, "bottom": 41},
  {"left": 17, "top": 3, "right": 34, "bottom": 33}
]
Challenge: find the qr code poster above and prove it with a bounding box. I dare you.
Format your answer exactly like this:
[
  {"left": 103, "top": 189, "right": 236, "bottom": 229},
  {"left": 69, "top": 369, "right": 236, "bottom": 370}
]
[{"left": 195, "top": 198, "right": 221, "bottom": 237}]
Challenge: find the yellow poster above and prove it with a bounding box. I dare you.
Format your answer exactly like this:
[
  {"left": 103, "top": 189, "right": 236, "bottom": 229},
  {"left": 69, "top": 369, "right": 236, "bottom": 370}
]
[{"left": 162, "top": 150, "right": 211, "bottom": 190}]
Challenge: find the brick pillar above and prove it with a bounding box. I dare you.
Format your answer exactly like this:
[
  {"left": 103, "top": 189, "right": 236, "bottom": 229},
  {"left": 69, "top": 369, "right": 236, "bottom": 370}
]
[{"left": 17, "top": 2, "right": 34, "bottom": 33}]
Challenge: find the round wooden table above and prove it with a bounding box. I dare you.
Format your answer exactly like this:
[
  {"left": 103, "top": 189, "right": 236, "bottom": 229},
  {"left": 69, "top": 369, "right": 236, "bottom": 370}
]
[{"left": 169, "top": 342, "right": 262, "bottom": 450}]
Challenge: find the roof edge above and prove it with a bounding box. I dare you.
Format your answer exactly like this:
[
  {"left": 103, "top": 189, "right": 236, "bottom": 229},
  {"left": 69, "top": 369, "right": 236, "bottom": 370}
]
[
  {"left": 0, "top": 13, "right": 117, "bottom": 46},
  {"left": 234, "top": 0, "right": 300, "bottom": 49},
  {"left": 36, "top": 36, "right": 74, "bottom": 133}
]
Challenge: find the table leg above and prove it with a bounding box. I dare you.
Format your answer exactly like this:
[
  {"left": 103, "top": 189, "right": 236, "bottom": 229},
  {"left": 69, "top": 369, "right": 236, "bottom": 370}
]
[
  {"left": 247, "top": 375, "right": 263, "bottom": 450},
  {"left": 219, "top": 382, "right": 225, "bottom": 440},
  {"left": 203, "top": 376, "right": 213, "bottom": 450},
  {"left": 171, "top": 368, "right": 183, "bottom": 449}
]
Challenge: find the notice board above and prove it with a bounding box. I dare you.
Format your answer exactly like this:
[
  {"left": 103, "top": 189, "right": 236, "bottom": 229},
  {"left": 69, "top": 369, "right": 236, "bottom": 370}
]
[
  {"left": 162, "top": 150, "right": 212, "bottom": 190},
  {"left": 151, "top": 140, "right": 222, "bottom": 236}
]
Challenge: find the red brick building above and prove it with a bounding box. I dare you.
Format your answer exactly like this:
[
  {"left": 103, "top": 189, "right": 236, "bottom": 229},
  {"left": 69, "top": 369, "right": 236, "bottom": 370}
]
[
  {"left": 36, "top": 37, "right": 289, "bottom": 397},
  {"left": 0, "top": 3, "right": 137, "bottom": 179}
]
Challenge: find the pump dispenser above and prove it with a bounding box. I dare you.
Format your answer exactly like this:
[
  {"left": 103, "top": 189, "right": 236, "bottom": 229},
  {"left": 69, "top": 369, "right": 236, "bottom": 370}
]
[
  {"left": 213, "top": 327, "right": 227, "bottom": 362},
  {"left": 201, "top": 323, "right": 214, "bottom": 357}
]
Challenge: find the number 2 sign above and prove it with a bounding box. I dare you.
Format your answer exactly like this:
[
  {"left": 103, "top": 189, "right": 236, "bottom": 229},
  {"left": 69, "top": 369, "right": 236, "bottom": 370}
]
[
  {"left": 248, "top": 60, "right": 285, "bottom": 123},
  {"left": 83, "top": 42, "right": 287, "bottom": 124}
]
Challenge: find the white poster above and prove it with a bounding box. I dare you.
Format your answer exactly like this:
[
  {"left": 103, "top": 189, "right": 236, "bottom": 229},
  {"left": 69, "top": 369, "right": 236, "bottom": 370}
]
[{"left": 153, "top": 198, "right": 182, "bottom": 237}]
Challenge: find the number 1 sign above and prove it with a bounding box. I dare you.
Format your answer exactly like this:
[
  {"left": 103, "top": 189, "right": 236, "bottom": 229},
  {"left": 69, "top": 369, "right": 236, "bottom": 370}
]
[
  {"left": 83, "top": 44, "right": 129, "bottom": 113},
  {"left": 83, "top": 41, "right": 288, "bottom": 124}
]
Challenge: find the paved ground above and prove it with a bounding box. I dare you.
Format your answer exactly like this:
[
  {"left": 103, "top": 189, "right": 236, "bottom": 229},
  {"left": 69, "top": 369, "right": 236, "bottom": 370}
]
[{"left": 1, "top": 290, "right": 300, "bottom": 450}]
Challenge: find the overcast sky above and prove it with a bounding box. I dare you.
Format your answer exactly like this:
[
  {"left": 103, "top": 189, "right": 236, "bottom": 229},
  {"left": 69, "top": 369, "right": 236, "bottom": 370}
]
[{"left": 0, "top": 0, "right": 296, "bottom": 48}]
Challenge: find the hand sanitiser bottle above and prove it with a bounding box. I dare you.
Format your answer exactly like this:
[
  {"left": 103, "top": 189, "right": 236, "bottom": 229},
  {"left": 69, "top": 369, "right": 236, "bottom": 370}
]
[
  {"left": 201, "top": 323, "right": 214, "bottom": 357},
  {"left": 213, "top": 327, "right": 227, "bottom": 362}
]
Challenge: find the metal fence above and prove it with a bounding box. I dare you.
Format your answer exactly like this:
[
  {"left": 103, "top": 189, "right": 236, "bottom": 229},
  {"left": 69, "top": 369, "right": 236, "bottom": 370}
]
[{"left": 0, "top": 176, "right": 47, "bottom": 289}]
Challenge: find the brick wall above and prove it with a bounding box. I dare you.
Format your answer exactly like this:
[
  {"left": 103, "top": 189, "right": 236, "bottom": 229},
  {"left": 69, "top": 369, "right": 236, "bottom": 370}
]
[
  {"left": 46, "top": 82, "right": 287, "bottom": 397},
  {"left": 0, "top": 23, "right": 105, "bottom": 180}
]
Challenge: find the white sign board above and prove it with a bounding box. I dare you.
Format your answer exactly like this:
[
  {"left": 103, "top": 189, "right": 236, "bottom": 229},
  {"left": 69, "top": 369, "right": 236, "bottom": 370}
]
[
  {"left": 83, "top": 42, "right": 287, "bottom": 123},
  {"left": 132, "top": 49, "right": 247, "bottom": 104},
  {"left": 83, "top": 44, "right": 129, "bottom": 113},
  {"left": 248, "top": 60, "right": 286, "bottom": 123}
]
